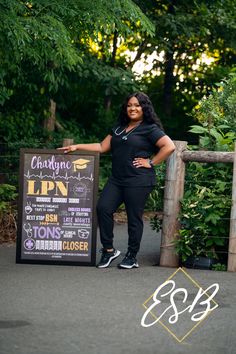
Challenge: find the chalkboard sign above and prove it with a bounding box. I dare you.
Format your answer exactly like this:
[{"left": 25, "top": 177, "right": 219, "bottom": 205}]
[{"left": 16, "top": 149, "right": 99, "bottom": 266}]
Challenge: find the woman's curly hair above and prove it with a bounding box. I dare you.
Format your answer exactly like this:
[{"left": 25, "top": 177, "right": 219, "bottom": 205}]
[{"left": 117, "top": 92, "right": 164, "bottom": 130}]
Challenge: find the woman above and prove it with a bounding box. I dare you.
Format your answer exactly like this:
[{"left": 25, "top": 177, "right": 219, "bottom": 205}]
[{"left": 60, "top": 92, "right": 175, "bottom": 269}]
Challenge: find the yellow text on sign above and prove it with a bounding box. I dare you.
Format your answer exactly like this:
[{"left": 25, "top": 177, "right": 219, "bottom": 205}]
[{"left": 27, "top": 180, "right": 69, "bottom": 196}]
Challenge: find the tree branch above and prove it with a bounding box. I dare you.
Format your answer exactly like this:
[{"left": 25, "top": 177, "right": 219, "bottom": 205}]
[
  {"left": 110, "top": 30, "right": 118, "bottom": 67},
  {"left": 127, "top": 38, "right": 149, "bottom": 68}
]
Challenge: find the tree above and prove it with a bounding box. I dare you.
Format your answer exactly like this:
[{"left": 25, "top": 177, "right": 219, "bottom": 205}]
[
  {"left": 0, "top": 0, "right": 154, "bottom": 141},
  {"left": 130, "top": 0, "right": 236, "bottom": 138}
]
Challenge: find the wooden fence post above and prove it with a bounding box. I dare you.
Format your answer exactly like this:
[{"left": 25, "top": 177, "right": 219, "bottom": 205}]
[
  {"left": 227, "top": 143, "right": 236, "bottom": 271},
  {"left": 62, "top": 138, "right": 74, "bottom": 147},
  {"left": 160, "top": 140, "right": 188, "bottom": 267}
]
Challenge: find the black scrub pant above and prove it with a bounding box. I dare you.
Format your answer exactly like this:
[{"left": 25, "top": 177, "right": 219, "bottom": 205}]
[{"left": 96, "top": 181, "right": 154, "bottom": 255}]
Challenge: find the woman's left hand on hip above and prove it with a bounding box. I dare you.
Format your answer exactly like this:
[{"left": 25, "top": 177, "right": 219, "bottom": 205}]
[{"left": 133, "top": 158, "right": 151, "bottom": 168}]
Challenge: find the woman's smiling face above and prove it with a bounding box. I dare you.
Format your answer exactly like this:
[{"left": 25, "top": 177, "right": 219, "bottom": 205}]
[{"left": 127, "top": 96, "right": 143, "bottom": 123}]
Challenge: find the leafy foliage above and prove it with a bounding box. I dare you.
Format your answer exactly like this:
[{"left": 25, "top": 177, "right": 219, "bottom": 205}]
[
  {"left": 212, "top": 263, "right": 227, "bottom": 271},
  {"left": 1, "top": 0, "right": 236, "bottom": 146},
  {"left": 131, "top": 0, "right": 236, "bottom": 139},
  {"left": 193, "top": 73, "right": 236, "bottom": 132},
  {"left": 174, "top": 74, "right": 235, "bottom": 264},
  {"left": 0, "top": 0, "right": 155, "bottom": 149},
  {"left": 0, "top": 184, "right": 17, "bottom": 212},
  {"left": 175, "top": 165, "right": 232, "bottom": 262}
]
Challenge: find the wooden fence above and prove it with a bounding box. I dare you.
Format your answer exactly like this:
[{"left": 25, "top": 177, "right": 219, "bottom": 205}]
[{"left": 160, "top": 141, "right": 236, "bottom": 272}]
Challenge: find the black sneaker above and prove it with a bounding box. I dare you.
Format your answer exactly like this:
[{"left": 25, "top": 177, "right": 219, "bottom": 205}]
[
  {"left": 118, "top": 252, "right": 139, "bottom": 269},
  {"left": 96, "top": 248, "right": 121, "bottom": 268}
]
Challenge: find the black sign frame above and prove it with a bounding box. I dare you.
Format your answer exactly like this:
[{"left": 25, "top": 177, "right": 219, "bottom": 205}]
[{"left": 16, "top": 148, "right": 99, "bottom": 266}]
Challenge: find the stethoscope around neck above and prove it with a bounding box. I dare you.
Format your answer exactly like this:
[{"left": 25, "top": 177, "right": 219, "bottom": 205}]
[{"left": 114, "top": 121, "right": 142, "bottom": 141}]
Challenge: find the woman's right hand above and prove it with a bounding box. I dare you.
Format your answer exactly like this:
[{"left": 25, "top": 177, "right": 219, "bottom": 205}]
[{"left": 57, "top": 145, "right": 77, "bottom": 153}]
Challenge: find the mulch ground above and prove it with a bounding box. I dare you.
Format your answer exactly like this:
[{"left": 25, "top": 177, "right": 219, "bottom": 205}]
[{"left": 0, "top": 211, "right": 17, "bottom": 245}]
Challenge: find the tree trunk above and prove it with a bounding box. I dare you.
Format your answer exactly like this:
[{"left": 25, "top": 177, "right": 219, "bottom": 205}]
[
  {"left": 104, "top": 31, "right": 119, "bottom": 112},
  {"left": 162, "top": 0, "right": 176, "bottom": 118},
  {"left": 163, "top": 50, "right": 175, "bottom": 117},
  {"left": 44, "top": 99, "right": 56, "bottom": 134}
]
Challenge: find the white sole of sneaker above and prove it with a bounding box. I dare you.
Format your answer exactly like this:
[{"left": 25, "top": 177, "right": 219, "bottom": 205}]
[
  {"left": 97, "top": 250, "right": 121, "bottom": 268},
  {"left": 118, "top": 263, "right": 139, "bottom": 269}
]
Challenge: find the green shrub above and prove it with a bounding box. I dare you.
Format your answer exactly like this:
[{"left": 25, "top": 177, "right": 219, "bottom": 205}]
[
  {"left": 175, "top": 163, "right": 232, "bottom": 262},
  {"left": 0, "top": 184, "right": 17, "bottom": 212},
  {"left": 175, "top": 74, "right": 235, "bottom": 265},
  {"left": 212, "top": 263, "right": 227, "bottom": 271}
]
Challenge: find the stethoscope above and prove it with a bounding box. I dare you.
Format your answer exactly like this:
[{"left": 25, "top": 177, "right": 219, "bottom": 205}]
[
  {"left": 23, "top": 223, "right": 33, "bottom": 237},
  {"left": 114, "top": 122, "right": 142, "bottom": 141}
]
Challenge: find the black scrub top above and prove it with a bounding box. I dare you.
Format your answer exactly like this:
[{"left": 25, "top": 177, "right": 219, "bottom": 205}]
[{"left": 109, "top": 121, "right": 166, "bottom": 187}]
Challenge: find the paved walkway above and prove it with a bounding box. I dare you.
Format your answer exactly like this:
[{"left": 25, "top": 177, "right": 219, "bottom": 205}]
[{"left": 0, "top": 222, "right": 235, "bottom": 354}]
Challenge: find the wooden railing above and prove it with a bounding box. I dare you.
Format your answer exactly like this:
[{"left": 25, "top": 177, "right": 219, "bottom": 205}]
[
  {"left": 63, "top": 138, "right": 236, "bottom": 271},
  {"left": 160, "top": 141, "right": 236, "bottom": 272}
]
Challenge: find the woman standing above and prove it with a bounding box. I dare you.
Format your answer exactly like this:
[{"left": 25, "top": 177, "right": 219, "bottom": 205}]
[{"left": 60, "top": 92, "right": 175, "bottom": 269}]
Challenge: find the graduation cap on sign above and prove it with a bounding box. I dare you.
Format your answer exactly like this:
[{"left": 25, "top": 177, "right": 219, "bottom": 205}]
[{"left": 72, "top": 158, "right": 91, "bottom": 171}]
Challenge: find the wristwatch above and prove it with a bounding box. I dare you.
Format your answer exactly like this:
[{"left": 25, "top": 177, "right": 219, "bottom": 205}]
[{"left": 148, "top": 159, "right": 154, "bottom": 167}]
